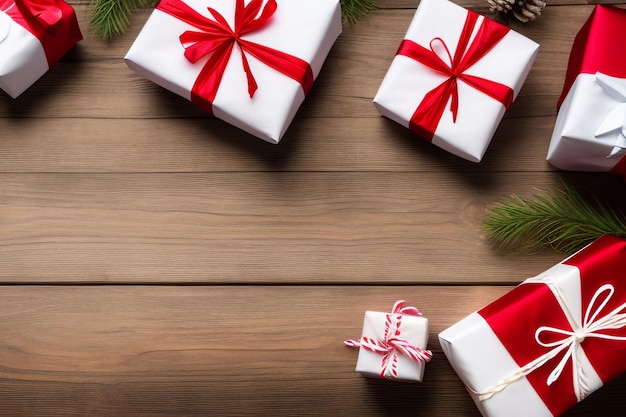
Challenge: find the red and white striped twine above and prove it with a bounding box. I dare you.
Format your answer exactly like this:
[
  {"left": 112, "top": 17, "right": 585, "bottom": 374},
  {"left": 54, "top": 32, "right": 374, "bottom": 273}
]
[{"left": 345, "top": 300, "right": 432, "bottom": 379}]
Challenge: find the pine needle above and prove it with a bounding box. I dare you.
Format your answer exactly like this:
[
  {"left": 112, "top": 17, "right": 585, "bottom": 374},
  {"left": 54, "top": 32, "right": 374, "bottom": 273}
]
[
  {"left": 341, "top": 0, "right": 378, "bottom": 24},
  {"left": 482, "top": 184, "right": 626, "bottom": 254},
  {"left": 89, "top": 0, "right": 377, "bottom": 40},
  {"left": 89, "top": 0, "right": 157, "bottom": 40}
]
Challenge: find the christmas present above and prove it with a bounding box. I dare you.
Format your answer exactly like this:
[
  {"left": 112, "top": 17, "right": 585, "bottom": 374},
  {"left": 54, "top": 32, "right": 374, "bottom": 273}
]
[
  {"left": 439, "top": 235, "right": 626, "bottom": 417},
  {"left": 547, "top": 5, "right": 626, "bottom": 176},
  {"left": 373, "top": 0, "right": 539, "bottom": 162},
  {"left": 0, "top": 0, "right": 82, "bottom": 98},
  {"left": 345, "top": 300, "right": 432, "bottom": 382},
  {"left": 124, "top": 0, "right": 342, "bottom": 144}
]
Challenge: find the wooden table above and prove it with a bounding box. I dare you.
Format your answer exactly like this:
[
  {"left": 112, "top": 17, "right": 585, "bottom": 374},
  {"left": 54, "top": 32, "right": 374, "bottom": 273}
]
[{"left": 2, "top": 1, "right": 626, "bottom": 415}]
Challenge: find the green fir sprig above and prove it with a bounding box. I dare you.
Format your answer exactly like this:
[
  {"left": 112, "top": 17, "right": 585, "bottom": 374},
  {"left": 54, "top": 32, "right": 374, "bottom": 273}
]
[
  {"left": 482, "top": 184, "right": 626, "bottom": 255},
  {"left": 89, "top": 0, "right": 378, "bottom": 40},
  {"left": 341, "top": 0, "right": 378, "bottom": 24},
  {"left": 90, "top": 0, "right": 158, "bottom": 40}
]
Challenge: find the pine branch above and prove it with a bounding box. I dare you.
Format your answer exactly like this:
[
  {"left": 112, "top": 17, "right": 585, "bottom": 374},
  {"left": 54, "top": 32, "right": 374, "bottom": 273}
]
[
  {"left": 89, "top": 0, "right": 157, "bottom": 40},
  {"left": 89, "top": 0, "right": 377, "bottom": 40},
  {"left": 341, "top": 0, "right": 378, "bottom": 24},
  {"left": 482, "top": 184, "right": 626, "bottom": 254}
]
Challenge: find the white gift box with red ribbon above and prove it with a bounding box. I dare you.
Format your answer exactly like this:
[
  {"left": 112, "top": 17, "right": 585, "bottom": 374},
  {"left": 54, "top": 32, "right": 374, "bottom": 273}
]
[
  {"left": 345, "top": 300, "right": 431, "bottom": 382},
  {"left": 125, "top": 0, "right": 342, "bottom": 144},
  {"left": 373, "top": 0, "right": 538, "bottom": 162},
  {"left": 547, "top": 73, "right": 626, "bottom": 171},
  {"left": 439, "top": 235, "right": 626, "bottom": 417},
  {"left": 0, "top": 0, "right": 81, "bottom": 98}
]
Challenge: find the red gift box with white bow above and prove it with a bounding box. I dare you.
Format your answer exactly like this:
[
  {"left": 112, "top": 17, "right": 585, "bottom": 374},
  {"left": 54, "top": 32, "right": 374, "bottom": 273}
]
[{"left": 439, "top": 235, "right": 626, "bottom": 417}]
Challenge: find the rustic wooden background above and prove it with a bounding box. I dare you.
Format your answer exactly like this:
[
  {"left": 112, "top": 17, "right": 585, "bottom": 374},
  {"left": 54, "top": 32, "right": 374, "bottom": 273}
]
[{"left": 2, "top": 0, "right": 626, "bottom": 415}]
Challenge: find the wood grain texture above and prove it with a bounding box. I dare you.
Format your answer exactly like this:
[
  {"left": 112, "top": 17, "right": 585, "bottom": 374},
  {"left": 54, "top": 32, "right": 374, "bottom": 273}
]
[
  {"left": 4, "top": 171, "right": 620, "bottom": 284},
  {"left": 1, "top": 286, "right": 626, "bottom": 417},
  {"left": 2, "top": 0, "right": 626, "bottom": 416}
]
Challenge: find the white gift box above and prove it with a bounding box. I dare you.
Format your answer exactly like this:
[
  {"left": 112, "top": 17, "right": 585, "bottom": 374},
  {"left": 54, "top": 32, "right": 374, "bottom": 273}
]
[
  {"left": 547, "top": 72, "right": 626, "bottom": 172},
  {"left": 125, "top": 0, "right": 342, "bottom": 144},
  {"left": 0, "top": 1, "right": 81, "bottom": 98},
  {"left": 373, "top": 0, "right": 538, "bottom": 162},
  {"left": 0, "top": 10, "right": 47, "bottom": 98},
  {"left": 346, "top": 301, "right": 431, "bottom": 382},
  {"left": 439, "top": 235, "right": 626, "bottom": 417}
]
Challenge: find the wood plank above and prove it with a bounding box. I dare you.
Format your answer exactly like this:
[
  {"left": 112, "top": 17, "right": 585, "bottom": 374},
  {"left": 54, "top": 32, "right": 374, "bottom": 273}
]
[
  {"left": 1, "top": 6, "right": 591, "bottom": 120},
  {"left": 1, "top": 285, "right": 626, "bottom": 417},
  {"left": 2, "top": 171, "right": 623, "bottom": 284},
  {"left": 0, "top": 115, "right": 561, "bottom": 173}
]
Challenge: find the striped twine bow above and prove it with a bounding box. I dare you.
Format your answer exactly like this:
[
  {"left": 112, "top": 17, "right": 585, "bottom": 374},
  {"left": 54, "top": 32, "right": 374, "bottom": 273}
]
[{"left": 345, "top": 300, "right": 432, "bottom": 379}]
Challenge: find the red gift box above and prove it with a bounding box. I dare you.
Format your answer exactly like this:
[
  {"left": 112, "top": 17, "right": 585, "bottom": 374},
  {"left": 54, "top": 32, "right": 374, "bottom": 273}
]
[
  {"left": 440, "top": 235, "right": 626, "bottom": 417},
  {"left": 547, "top": 5, "right": 626, "bottom": 175}
]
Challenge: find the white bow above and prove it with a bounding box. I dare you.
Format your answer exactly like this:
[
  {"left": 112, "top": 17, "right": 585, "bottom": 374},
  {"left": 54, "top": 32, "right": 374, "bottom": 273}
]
[
  {"left": 473, "top": 281, "right": 626, "bottom": 403},
  {"left": 594, "top": 72, "right": 626, "bottom": 158}
]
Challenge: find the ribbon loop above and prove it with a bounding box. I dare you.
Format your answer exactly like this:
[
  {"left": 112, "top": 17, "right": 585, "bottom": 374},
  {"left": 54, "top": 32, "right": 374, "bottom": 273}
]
[
  {"left": 156, "top": 0, "right": 314, "bottom": 114},
  {"left": 396, "top": 10, "right": 513, "bottom": 141},
  {"left": 476, "top": 283, "right": 626, "bottom": 402}
]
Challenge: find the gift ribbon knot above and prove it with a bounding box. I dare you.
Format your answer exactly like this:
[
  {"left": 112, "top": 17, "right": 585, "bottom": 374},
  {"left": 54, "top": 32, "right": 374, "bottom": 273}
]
[
  {"left": 593, "top": 73, "right": 626, "bottom": 158},
  {"left": 396, "top": 10, "right": 513, "bottom": 141},
  {"left": 475, "top": 283, "right": 626, "bottom": 402},
  {"left": 156, "top": 0, "right": 314, "bottom": 114},
  {"left": 345, "top": 300, "right": 432, "bottom": 380},
  {"left": 1, "top": 0, "right": 62, "bottom": 32}
]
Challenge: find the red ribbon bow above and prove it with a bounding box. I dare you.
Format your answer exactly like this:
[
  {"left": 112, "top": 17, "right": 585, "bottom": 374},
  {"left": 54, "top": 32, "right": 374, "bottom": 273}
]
[
  {"left": 156, "top": 0, "right": 314, "bottom": 114},
  {"left": 0, "top": 0, "right": 81, "bottom": 66},
  {"left": 396, "top": 10, "right": 513, "bottom": 141},
  {"left": 345, "top": 300, "right": 432, "bottom": 380}
]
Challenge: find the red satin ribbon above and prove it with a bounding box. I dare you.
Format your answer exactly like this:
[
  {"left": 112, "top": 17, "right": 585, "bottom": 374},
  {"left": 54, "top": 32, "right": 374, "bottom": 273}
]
[
  {"left": 156, "top": 0, "right": 314, "bottom": 114},
  {"left": 478, "top": 235, "right": 626, "bottom": 416},
  {"left": 396, "top": 11, "right": 513, "bottom": 141},
  {"left": 1, "top": 0, "right": 82, "bottom": 67},
  {"left": 557, "top": 5, "right": 626, "bottom": 110}
]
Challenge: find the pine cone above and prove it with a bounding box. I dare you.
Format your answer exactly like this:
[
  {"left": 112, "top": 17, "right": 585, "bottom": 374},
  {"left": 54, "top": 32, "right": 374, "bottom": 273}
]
[{"left": 486, "top": 0, "right": 547, "bottom": 23}]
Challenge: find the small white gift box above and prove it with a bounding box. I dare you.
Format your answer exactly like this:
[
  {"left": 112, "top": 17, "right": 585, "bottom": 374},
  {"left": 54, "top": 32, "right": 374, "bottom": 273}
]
[
  {"left": 373, "top": 0, "right": 538, "bottom": 162},
  {"left": 0, "top": 0, "right": 82, "bottom": 98},
  {"left": 125, "top": 0, "right": 342, "bottom": 144},
  {"left": 345, "top": 300, "right": 431, "bottom": 382}
]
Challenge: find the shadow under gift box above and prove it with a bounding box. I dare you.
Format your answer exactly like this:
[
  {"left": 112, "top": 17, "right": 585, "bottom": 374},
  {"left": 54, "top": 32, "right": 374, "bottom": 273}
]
[
  {"left": 124, "top": 0, "right": 342, "bottom": 144},
  {"left": 373, "top": 0, "right": 539, "bottom": 162},
  {"left": 439, "top": 235, "right": 626, "bottom": 417}
]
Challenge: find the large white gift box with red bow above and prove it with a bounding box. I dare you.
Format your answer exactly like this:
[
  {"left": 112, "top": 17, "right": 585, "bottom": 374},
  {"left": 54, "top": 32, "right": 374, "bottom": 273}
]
[
  {"left": 0, "top": 0, "right": 82, "bottom": 98},
  {"left": 439, "top": 235, "right": 626, "bottom": 417},
  {"left": 345, "top": 300, "right": 432, "bottom": 382},
  {"left": 125, "top": 0, "right": 342, "bottom": 144},
  {"left": 373, "top": 0, "right": 538, "bottom": 162},
  {"left": 547, "top": 5, "right": 626, "bottom": 176}
]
